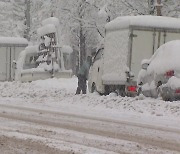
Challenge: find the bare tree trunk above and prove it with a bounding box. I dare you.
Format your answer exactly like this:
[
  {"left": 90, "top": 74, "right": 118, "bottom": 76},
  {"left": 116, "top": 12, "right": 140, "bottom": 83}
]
[
  {"left": 79, "top": 25, "right": 86, "bottom": 67},
  {"left": 78, "top": 0, "right": 86, "bottom": 68},
  {"left": 24, "top": 0, "right": 31, "bottom": 41},
  {"left": 156, "top": 0, "right": 162, "bottom": 16},
  {"left": 148, "top": 0, "right": 155, "bottom": 15}
]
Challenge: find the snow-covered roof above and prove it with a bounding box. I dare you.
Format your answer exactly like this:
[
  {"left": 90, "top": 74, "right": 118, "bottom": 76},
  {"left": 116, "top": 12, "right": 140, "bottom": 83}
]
[
  {"left": 37, "top": 24, "right": 56, "bottom": 37},
  {"left": 106, "top": 16, "right": 180, "bottom": 31},
  {"left": 42, "top": 17, "right": 60, "bottom": 27},
  {"left": 0, "top": 37, "right": 28, "bottom": 46}
]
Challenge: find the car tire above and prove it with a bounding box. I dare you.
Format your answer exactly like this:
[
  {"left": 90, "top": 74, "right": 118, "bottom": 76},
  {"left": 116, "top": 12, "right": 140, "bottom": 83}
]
[
  {"left": 157, "top": 86, "right": 162, "bottom": 98},
  {"left": 161, "top": 93, "right": 171, "bottom": 101},
  {"left": 137, "top": 87, "right": 142, "bottom": 96},
  {"left": 119, "top": 88, "right": 126, "bottom": 97},
  {"left": 115, "top": 88, "right": 126, "bottom": 97},
  {"left": 160, "top": 88, "right": 173, "bottom": 101}
]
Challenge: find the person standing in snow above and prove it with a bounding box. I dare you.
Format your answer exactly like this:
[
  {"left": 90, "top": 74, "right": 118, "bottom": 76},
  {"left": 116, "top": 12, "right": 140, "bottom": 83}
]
[{"left": 76, "top": 56, "right": 91, "bottom": 94}]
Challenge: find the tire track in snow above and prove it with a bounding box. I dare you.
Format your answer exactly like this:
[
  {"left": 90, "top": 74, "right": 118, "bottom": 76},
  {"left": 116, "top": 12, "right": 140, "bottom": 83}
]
[{"left": 0, "top": 104, "right": 180, "bottom": 153}]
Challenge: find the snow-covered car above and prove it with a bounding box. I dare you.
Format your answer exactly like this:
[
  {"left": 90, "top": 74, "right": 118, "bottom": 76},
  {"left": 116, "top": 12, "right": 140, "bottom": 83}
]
[
  {"left": 138, "top": 40, "right": 180, "bottom": 101},
  {"left": 160, "top": 76, "right": 180, "bottom": 101}
]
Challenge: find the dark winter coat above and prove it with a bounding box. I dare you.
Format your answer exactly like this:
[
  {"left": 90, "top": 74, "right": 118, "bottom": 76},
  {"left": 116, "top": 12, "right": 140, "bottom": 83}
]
[{"left": 78, "top": 61, "right": 90, "bottom": 80}]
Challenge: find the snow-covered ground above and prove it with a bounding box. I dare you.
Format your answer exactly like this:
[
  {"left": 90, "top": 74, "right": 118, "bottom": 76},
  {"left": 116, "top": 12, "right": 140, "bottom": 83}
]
[
  {"left": 0, "top": 77, "right": 180, "bottom": 153},
  {"left": 0, "top": 77, "right": 179, "bottom": 121}
]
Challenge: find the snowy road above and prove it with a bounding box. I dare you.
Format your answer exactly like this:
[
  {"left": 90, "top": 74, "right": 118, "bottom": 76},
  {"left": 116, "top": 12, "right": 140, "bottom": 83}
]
[
  {"left": 0, "top": 78, "right": 180, "bottom": 153},
  {"left": 0, "top": 103, "right": 180, "bottom": 154}
]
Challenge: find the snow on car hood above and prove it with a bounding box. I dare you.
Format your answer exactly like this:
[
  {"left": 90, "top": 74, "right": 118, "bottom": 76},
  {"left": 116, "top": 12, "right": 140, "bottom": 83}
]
[{"left": 147, "top": 40, "right": 180, "bottom": 75}]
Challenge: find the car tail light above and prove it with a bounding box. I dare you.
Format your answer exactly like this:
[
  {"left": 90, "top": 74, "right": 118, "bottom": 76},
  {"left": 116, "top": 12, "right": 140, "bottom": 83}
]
[
  {"left": 127, "top": 86, "right": 137, "bottom": 92},
  {"left": 175, "top": 89, "right": 180, "bottom": 93},
  {"left": 165, "top": 70, "right": 174, "bottom": 77}
]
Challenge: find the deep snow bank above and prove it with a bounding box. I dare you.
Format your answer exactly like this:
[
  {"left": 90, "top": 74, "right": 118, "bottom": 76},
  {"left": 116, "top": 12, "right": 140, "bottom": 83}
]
[{"left": 0, "top": 78, "right": 179, "bottom": 119}]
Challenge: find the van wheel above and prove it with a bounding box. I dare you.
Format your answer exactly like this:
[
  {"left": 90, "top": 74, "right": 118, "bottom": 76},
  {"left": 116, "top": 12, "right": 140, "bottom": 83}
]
[
  {"left": 104, "top": 85, "right": 110, "bottom": 95},
  {"left": 91, "top": 83, "right": 97, "bottom": 93},
  {"left": 160, "top": 89, "right": 173, "bottom": 102},
  {"left": 161, "top": 93, "right": 171, "bottom": 101},
  {"left": 117, "top": 89, "right": 126, "bottom": 97}
]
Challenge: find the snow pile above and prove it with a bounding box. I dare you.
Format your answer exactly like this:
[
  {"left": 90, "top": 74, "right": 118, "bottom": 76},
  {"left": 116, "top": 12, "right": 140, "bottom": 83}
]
[
  {"left": 37, "top": 17, "right": 60, "bottom": 38},
  {"left": 42, "top": 17, "right": 60, "bottom": 28},
  {"left": 148, "top": 40, "right": 180, "bottom": 74},
  {"left": 142, "top": 83, "right": 150, "bottom": 91},
  {"left": 0, "top": 78, "right": 179, "bottom": 118},
  {"left": 25, "top": 45, "right": 38, "bottom": 54},
  {"left": 0, "top": 78, "right": 77, "bottom": 99},
  {"left": 37, "top": 24, "right": 56, "bottom": 37},
  {"left": 137, "top": 69, "right": 147, "bottom": 84}
]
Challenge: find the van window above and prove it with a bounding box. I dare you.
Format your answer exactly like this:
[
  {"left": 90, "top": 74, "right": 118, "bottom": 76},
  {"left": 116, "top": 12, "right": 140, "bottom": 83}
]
[
  {"left": 94, "top": 48, "right": 103, "bottom": 62},
  {"left": 23, "top": 53, "right": 38, "bottom": 69}
]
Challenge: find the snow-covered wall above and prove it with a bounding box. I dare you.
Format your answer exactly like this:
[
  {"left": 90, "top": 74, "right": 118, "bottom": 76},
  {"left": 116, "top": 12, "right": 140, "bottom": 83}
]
[{"left": 102, "top": 29, "right": 129, "bottom": 84}]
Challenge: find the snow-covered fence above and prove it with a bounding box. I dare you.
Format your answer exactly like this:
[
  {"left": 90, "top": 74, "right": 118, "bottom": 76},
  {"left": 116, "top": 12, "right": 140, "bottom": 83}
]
[{"left": 0, "top": 37, "right": 28, "bottom": 81}]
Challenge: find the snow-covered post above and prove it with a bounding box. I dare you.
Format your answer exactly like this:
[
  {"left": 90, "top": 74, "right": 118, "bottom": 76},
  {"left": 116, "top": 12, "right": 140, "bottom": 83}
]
[{"left": 155, "top": 0, "right": 163, "bottom": 48}]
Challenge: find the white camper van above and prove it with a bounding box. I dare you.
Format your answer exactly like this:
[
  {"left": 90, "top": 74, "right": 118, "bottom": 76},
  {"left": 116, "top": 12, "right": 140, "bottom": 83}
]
[{"left": 88, "top": 15, "right": 180, "bottom": 96}]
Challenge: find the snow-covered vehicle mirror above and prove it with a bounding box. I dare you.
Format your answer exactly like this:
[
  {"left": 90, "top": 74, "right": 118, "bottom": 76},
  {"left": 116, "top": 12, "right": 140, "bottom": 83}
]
[
  {"left": 139, "top": 40, "right": 180, "bottom": 101},
  {"left": 141, "top": 59, "right": 150, "bottom": 70},
  {"left": 142, "top": 63, "right": 149, "bottom": 70}
]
